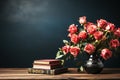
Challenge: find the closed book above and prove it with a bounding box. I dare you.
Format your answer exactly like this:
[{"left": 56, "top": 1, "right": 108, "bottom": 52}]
[
  {"left": 33, "top": 59, "right": 62, "bottom": 65},
  {"left": 28, "top": 67, "right": 68, "bottom": 75},
  {"left": 33, "top": 63, "right": 63, "bottom": 69}
]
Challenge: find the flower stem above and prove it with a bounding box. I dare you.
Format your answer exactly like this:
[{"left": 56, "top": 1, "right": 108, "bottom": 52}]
[{"left": 95, "top": 31, "right": 108, "bottom": 53}]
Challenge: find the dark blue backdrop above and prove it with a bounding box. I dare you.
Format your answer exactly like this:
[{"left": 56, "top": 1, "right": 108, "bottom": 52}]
[{"left": 0, "top": 0, "right": 120, "bottom": 68}]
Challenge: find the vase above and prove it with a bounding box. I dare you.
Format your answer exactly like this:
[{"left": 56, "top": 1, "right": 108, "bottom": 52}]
[{"left": 83, "top": 54, "right": 104, "bottom": 74}]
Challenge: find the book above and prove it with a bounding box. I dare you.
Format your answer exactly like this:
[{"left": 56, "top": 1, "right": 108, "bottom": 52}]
[
  {"left": 33, "top": 63, "right": 63, "bottom": 69},
  {"left": 28, "top": 67, "right": 68, "bottom": 75},
  {"left": 33, "top": 59, "right": 62, "bottom": 65}
]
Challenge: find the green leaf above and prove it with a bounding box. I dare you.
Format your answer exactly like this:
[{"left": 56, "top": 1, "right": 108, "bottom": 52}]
[
  {"left": 55, "top": 51, "right": 64, "bottom": 59},
  {"left": 61, "top": 60, "right": 64, "bottom": 65},
  {"left": 63, "top": 40, "right": 69, "bottom": 44},
  {"left": 56, "top": 55, "right": 64, "bottom": 59}
]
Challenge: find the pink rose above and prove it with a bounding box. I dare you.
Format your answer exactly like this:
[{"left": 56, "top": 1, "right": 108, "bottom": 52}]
[
  {"left": 79, "top": 16, "right": 87, "bottom": 24},
  {"left": 93, "top": 31, "right": 103, "bottom": 40},
  {"left": 97, "top": 19, "right": 107, "bottom": 29},
  {"left": 78, "top": 31, "right": 87, "bottom": 40},
  {"left": 84, "top": 44, "right": 95, "bottom": 54},
  {"left": 71, "top": 34, "right": 79, "bottom": 44},
  {"left": 68, "top": 24, "right": 78, "bottom": 34},
  {"left": 105, "top": 23, "right": 115, "bottom": 32},
  {"left": 70, "top": 46, "right": 80, "bottom": 57},
  {"left": 109, "top": 39, "right": 120, "bottom": 48},
  {"left": 62, "top": 45, "right": 70, "bottom": 54},
  {"left": 101, "top": 48, "right": 112, "bottom": 60},
  {"left": 114, "top": 28, "right": 120, "bottom": 37},
  {"left": 86, "top": 24, "right": 97, "bottom": 35}
]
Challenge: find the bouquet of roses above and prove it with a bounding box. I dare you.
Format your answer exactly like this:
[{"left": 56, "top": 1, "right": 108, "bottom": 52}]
[{"left": 56, "top": 16, "right": 120, "bottom": 68}]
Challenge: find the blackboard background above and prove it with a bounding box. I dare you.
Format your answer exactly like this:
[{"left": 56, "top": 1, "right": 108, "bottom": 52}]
[{"left": 0, "top": 0, "right": 120, "bottom": 68}]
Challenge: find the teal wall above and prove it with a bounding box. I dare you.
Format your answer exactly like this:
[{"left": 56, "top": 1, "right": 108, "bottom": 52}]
[{"left": 0, "top": 0, "right": 120, "bottom": 68}]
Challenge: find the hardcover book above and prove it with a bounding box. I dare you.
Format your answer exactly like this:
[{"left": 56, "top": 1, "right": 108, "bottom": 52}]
[
  {"left": 28, "top": 67, "right": 68, "bottom": 75},
  {"left": 33, "top": 63, "right": 63, "bottom": 69},
  {"left": 33, "top": 59, "right": 62, "bottom": 65}
]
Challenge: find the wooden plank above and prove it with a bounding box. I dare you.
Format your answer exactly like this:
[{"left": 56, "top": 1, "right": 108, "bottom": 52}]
[{"left": 0, "top": 68, "right": 120, "bottom": 79}]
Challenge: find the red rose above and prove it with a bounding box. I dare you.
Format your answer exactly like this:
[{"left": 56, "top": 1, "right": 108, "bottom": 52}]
[
  {"left": 101, "top": 48, "right": 112, "bottom": 60},
  {"left": 79, "top": 16, "right": 87, "bottom": 24},
  {"left": 68, "top": 24, "right": 78, "bottom": 34},
  {"left": 114, "top": 28, "right": 120, "bottom": 38},
  {"left": 97, "top": 19, "right": 107, "bottom": 29},
  {"left": 93, "top": 31, "right": 103, "bottom": 40},
  {"left": 86, "top": 24, "right": 97, "bottom": 35},
  {"left": 84, "top": 44, "right": 95, "bottom": 54},
  {"left": 62, "top": 45, "right": 70, "bottom": 54},
  {"left": 84, "top": 22, "right": 93, "bottom": 30},
  {"left": 110, "top": 39, "right": 120, "bottom": 48},
  {"left": 71, "top": 34, "right": 79, "bottom": 44},
  {"left": 78, "top": 31, "right": 87, "bottom": 40},
  {"left": 105, "top": 23, "right": 115, "bottom": 32},
  {"left": 70, "top": 46, "right": 80, "bottom": 57}
]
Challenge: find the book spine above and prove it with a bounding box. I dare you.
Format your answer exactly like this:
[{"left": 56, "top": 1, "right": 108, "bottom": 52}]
[
  {"left": 28, "top": 68, "right": 68, "bottom": 75},
  {"left": 28, "top": 68, "right": 56, "bottom": 75}
]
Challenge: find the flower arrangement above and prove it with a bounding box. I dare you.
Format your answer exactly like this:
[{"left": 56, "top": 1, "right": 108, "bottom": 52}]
[{"left": 56, "top": 16, "right": 120, "bottom": 68}]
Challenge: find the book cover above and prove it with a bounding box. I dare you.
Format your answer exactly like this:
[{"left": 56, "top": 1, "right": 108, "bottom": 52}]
[
  {"left": 28, "top": 67, "right": 68, "bottom": 75},
  {"left": 33, "top": 63, "right": 63, "bottom": 69},
  {"left": 33, "top": 59, "right": 62, "bottom": 65}
]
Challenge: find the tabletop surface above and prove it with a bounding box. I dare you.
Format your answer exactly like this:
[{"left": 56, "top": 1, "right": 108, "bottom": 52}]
[{"left": 0, "top": 68, "right": 120, "bottom": 79}]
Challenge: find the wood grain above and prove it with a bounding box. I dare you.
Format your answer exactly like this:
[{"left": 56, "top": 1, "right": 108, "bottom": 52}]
[{"left": 0, "top": 68, "right": 120, "bottom": 79}]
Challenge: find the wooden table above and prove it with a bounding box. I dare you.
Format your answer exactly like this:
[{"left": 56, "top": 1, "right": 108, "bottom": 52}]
[{"left": 0, "top": 68, "right": 120, "bottom": 79}]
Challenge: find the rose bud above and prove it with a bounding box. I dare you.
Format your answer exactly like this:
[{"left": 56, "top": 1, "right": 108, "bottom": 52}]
[
  {"left": 105, "top": 22, "right": 115, "bottom": 32},
  {"left": 84, "top": 44, "right": 95, "bottom": 54},
  {"left": 93, "top": 31, "right": 103, "bottom": 40},
  {"left": 68, "top": 24, "right": 78, "bottom": 34},
  {"left": 86, "top": 24, "right": 97, "bottom": 35},
  {"left": 97, "top": 19, "right": 107, "bottom": 29},
  {"left": 70, "top": 46, "right": 80, "bottom": 57},
  {"left": 71, "top": 34, "right": 80, "bottom": 44},
  {"left": 101, "top": 48, "right": 112, "bottom": 60},
  {"left": 78, "top": 31, "right": 87, "bottom": 40},
  {"left": 110, "top": 39, "right": 120, "bottom": 48},
  {"left": 79, "top": 16, "right": 87, "bottom": 25},
  {"left": 114, "top": 28, "right": 120, "bottom": 38},
  {"left": 62, "top": 45, "right": 70, "bottom": 54}
]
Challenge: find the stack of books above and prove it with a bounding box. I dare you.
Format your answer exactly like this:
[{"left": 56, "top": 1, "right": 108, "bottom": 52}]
[{"left": 28, "top": 59, "right": 68, "bottom": 75}]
